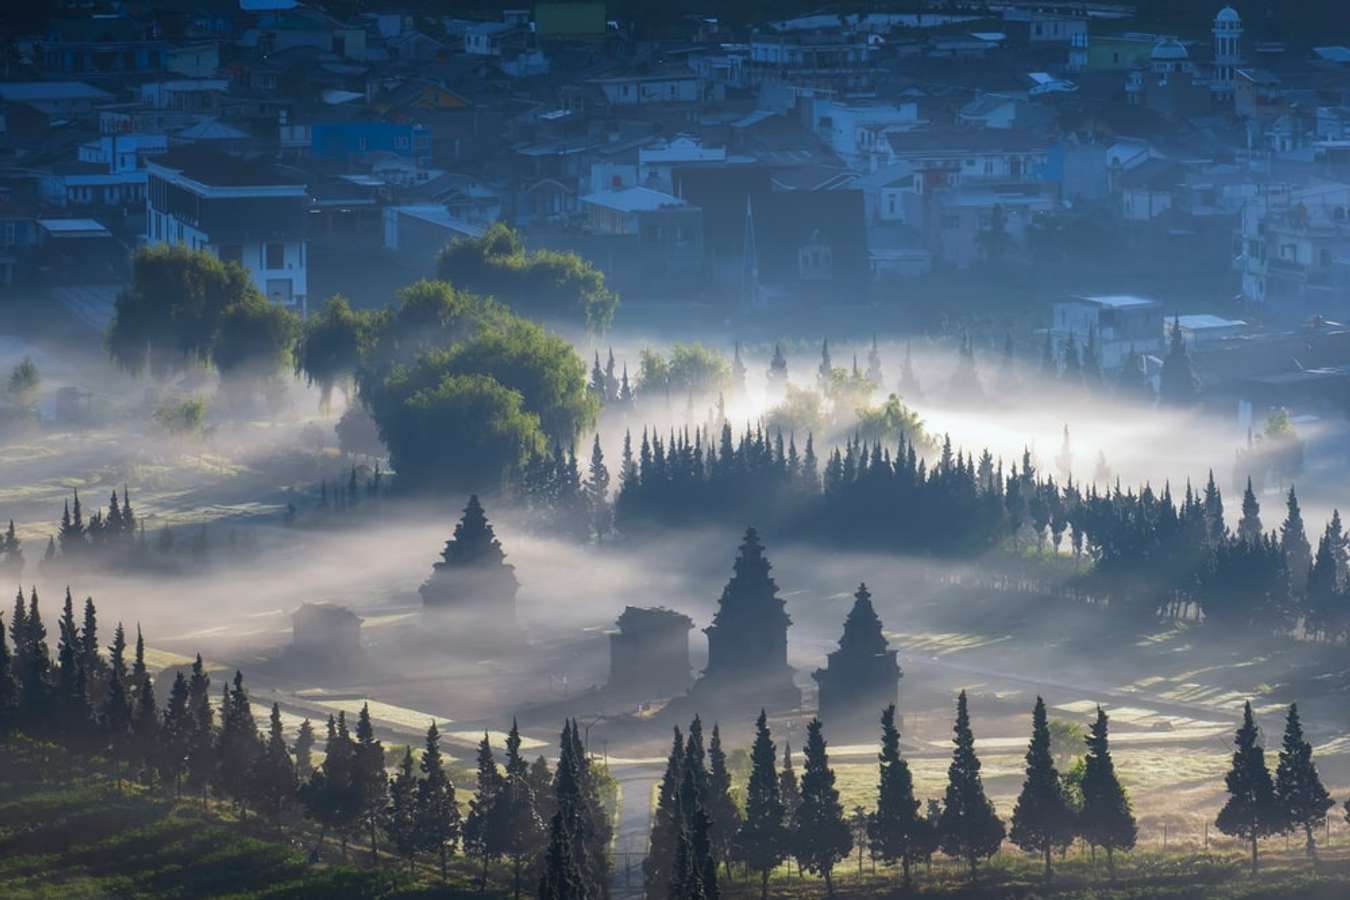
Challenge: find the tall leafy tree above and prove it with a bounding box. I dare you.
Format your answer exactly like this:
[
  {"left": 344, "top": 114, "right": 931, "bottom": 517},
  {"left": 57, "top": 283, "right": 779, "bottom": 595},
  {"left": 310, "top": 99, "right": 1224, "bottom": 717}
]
[
  {"left": 868, "top": 704, "right": 925, "bottom": 888},
  {"left": 792, "top": 718, "right": 851, "bottom": 896},
  {"left": 1010, "top": 697, "right": 1074, "bottom": 881},
  {"left": 938, "top": 691, "right": 1005, "bottom": 882},
  {"left": 1273, "top": 703, "right": 1333, "bottom": 863},
  {"left": 1216, "top": 701, "right": 1281, "bottom": 874},
  {"left": 1078, "top": 707, "right": 1135, "bottom": 880},
  {"left": 734, "top": 711, "right": 785, "bottom": 899}
]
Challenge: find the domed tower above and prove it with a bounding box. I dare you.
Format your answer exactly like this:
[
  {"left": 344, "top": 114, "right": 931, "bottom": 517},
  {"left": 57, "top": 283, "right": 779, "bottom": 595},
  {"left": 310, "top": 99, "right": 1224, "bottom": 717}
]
[{"left": 1213, "top": 6, "right": 1242, "bottom": 95}]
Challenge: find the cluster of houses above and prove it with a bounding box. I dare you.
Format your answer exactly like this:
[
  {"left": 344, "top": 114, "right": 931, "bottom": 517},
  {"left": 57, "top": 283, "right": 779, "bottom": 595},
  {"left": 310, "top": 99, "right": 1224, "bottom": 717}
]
[{"left": 1, "top": 2, "right": 1350, "bottom": 350}]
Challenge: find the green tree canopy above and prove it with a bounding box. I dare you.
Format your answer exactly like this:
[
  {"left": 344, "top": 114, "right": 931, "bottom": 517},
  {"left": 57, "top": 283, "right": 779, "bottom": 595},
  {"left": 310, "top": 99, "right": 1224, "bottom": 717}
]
[{"left": 437, "top": 223, "right": 618, "bottom": 331}]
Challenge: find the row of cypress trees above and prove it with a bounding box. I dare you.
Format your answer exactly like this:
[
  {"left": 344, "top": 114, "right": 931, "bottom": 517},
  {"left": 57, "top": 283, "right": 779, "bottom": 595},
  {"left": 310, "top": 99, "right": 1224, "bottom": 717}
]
[{"left": 644, "top": 693, "right": 1345, "bottom": 898}]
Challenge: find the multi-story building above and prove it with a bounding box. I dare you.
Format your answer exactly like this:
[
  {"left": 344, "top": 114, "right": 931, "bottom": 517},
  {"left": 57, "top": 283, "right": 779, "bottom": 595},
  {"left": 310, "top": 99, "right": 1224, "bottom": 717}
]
[
  {"left": 145, "top": 149, "right": 309, "bottom": 314},
  {"left": 1236, "top": 183, "right": 1350, "bottom": 310},
  {"left": 1049, "top": 295, "right": 1166, "bottom": 370}
]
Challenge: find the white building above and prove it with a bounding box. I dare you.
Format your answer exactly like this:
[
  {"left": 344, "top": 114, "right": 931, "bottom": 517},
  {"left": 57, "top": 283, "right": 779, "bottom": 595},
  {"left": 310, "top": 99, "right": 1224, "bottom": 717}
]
[
  {"left": 809, "top": 99, "right": 922, "bottom": 170},
  {"left": 1050, "top": 295, "right": 1166, "bottom": 370},
  {"left": 590, "top": 73, "right": 705, "bottom": 106},
  {"left": 145, "top": 149, "right": 309, "bottom": 314}
]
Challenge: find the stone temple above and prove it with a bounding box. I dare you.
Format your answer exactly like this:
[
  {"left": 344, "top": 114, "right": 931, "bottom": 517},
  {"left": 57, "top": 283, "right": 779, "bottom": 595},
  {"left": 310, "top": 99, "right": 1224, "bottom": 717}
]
[
  {"left": 608, "top": 606, "right": 693, "bottom": 701},
  {"left": 812, "top": 583, "right": 901, "bottom": 738},
  {"left": 687, "top": 527, "right": 801, "bottom": 715},
  {"left": 419, "top": 494, "right": 523, "bottom": 644}
]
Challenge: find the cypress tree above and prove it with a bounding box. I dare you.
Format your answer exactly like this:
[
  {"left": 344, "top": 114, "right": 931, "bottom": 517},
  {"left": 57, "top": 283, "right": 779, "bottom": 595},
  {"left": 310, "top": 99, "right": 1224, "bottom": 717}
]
[
  {"left": 55, "top": 589, "right": 84, "bottom": 733},
  {"left": 1078, "top": 707, "right": 1135, "bottom": 880},
  {"left": 417, "top": 720, "right": 461, "bottom": 881},
  {"left": 1281, "top": 487, "right": 1313, "bottom": 591},
  {"left": 792, "top": 718, "right": 851, "bottom": 896},
  {"left": 586, "top": 434, "right": 611, "bottom": 543},
  {"left": 300, "top": 714, "right": 354, "bottom": 853},
  {"left": 157, "top": 670, "right": 190, "bottom": 793},
  {"left": 294, "top": 717, "right": 316, "bottom": 781},
  {"left": 1158, "top": 316, "right": 1199, "bottom": 405},
  {"left": 778, "top": 740, "right": 801, "bottom": 875},
  {"left": 1010, "top": 697, "right": 1074, "bottom": 881},
  {"left": 387, "top": 745, "right": 421, "bottom": 874},
  {"left": 354, "top": 703, "right": 389, "bottom": 865},
  {"left": 1239, "top": 478, "right": 1262, "bottom": 544},
  {"left": 501, "top": 718, "right": 546, "bottom": 900},
  {"left": 868, "top": 704, "right": 924, "bottom": 888},
  {"left": 705, "top": 724, "right": 741, "bottom": 880},
  {"left": 539, "top": 804, "right": 586, "bottom": 900},
  {"left": 543, "top": 721, "right": 598, "bottom": 900},
  {"left": 1216, "top": 701, "right": 1281, "bottom": 874},
  {"left": 102, "top": 625, "right": 135, "bottom": 787},
  {"left": 184, "top": 655, "right": 215, "bottom": 804},
  {"left": 79, "top": 596, "right": 104, "bottom": 696},
  {"left": 1273, "top": 703, "right": 1333, "bottom": 863},
  {"left": 18, "top": 588, "right": 51, "bottom": 730},
  {"left": 215, "top": 670, "right": 262, "bottom": 814},
  {"left": 938, "top": 691, "right": 1005, "bottom": 882},
  {"left": 647, "top": 726, "right": 685, "bottom": 900},
  {"left": 10, "top": 589, "right": 28, "bottom": 682},
  {"left": 734, "top": 710, "right": 785, "bottom": 900},
  {"left": 254, "top": 702, "right": 298, "bottom": 824},
  {"left": 573, "top": 719, "right": 612, "bottom": 896},
  {"left": 130, "top": 654, "right": 158, "bottom": 783},
  {"left": 0, "top": 615, "right": 18, "bottom": 733},
  {"left": 466, "top": 732, "right": 505, "bottom": 888}
]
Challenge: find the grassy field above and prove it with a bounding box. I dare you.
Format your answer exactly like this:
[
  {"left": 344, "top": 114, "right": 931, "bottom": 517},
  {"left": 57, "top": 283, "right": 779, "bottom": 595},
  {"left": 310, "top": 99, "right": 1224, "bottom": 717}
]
[{"left": 0, "top": 739, "right": 497, "bottom": 899}]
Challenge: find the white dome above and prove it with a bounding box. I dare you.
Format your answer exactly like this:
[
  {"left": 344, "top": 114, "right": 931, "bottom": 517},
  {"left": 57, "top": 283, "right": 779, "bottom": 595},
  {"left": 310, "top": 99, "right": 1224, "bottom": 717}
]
[
  {"left": 1152, "top": 37, "right": 1189, "bottom": 61},
  {"left": 1215, "top": 6, "right": 1241, "bottom": 24}
]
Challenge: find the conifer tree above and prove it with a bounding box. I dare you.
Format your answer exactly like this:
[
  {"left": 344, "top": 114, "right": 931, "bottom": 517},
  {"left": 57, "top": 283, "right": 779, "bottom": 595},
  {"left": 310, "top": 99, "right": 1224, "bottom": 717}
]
[
  {"left": 1078, "top": 707, "right": 1135, "bottom": 880},
  {"left": 899, "top": 341, "right": 921, "bottom": 398},
  {"left": 767, "top": 344, "right": 788, "bottom": 394},
  {"left": 417, "top": 720, "right": 461, "bottom": 881},
  {"left": 1273, "top": 703, "right": 1333, "bottom": 863},
  {"left": 938, "top": 691, "right": 1005, "bottom": 882},
  {"left": 868, "top": 704, "right": 925, "bottom": 888},
  {"left": 1, "top": 520, "right": 23, "bottom": 577},
  {"left": 215, "top": 670, "right": 262, "bottom": 814},
  {"left": 130, "top": 651, "right": 158, "bottom": 783},
  {"left": 17, "top": 588, "right": 51, "bottom": 730},
  {"left": 705, "top": 724, "right": 741, "bottom": 880},
  {"left": 102, "top": 624, "right": 135, "bottom": 787},
  {"left": 647, "top": 726, "right": 685, "bottom": 900},
  {"left": 1216, "top": 701, "right": 1281, "bottom": 874},
  {"left": 735, "top": 711, "right": 785, "bottom": 899},
  {"left": 387, "top": 745, "right": 421, "bottom": 874},
  {"left": 1159, "top": 317, "right": 1199, "bottom": 405},
  {"left": 539, "top": 803, "right": 585, "bottom": 900},
  {"left": 817, "top": 340, "right": 832, "bottom": 388},
  {"left": 778, "top": 740, "right": 801, "bottom": 875},
  {"left": 586, "top": 434, "right": 611, "bottom": 543},
  {"left": 354, "top": 703, "right": 389, "bottom": 864},
  {"left": 544, "top": 721, "right": 601, "bottom": 900},
  {"left": 11, "top": 588, "right": 28, "bottom": 681},
  {"left": 1010, "top": 697, "right": 1074, "bottom": 881},
  {"left": 501, "top": 718, "right": 546, "bottom": 900},
  {"left": 1281, "top": 487, "right": 1313, "bottom": 591},
  {"left": 793, "top": 718, "right": 851, "bottom": 896},
  {"left": 293, "top": 717, "right": 316, "bottom": 781},
  {"left": 672, "top": 726, "right": 719, "bottom": 900},
  {"left": 184, "top": 654, "right": 216, "bottom": 804},
  {"left": 0, "top": 614, "right": 18, "bottom": 732},
  {"left": 55, "top": 589, "right": 84, "bottom": 733},
  {"left": 158, "top": 670, "right": 190, "bottom": 793},
  {"left": 301, "top": 714, "right": 355, "bottom": 853},
  {"left": 254, "top": 702, "right": 298, "bottom": 824},
  {"left": 1239, "top": 477, "right": 1262, "bottom": 544},
  {"left": 466, "top": 732, "right": 505, "bottom": 888}
]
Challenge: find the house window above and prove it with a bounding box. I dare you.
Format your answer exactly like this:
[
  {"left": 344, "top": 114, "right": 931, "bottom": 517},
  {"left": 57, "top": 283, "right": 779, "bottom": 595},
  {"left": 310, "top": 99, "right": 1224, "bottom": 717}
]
[
  {"left": 887, "top": 194, "right": 896, "bottom": 216},
  {"left": 265, "top": 242, "right": 285, "bottom": 269},
  {"left": 1320, "top": 248, "right": 1332, "bottom": 267},
  {"left": 218, "top": 244, "right": 242, "bottom": 265}
]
